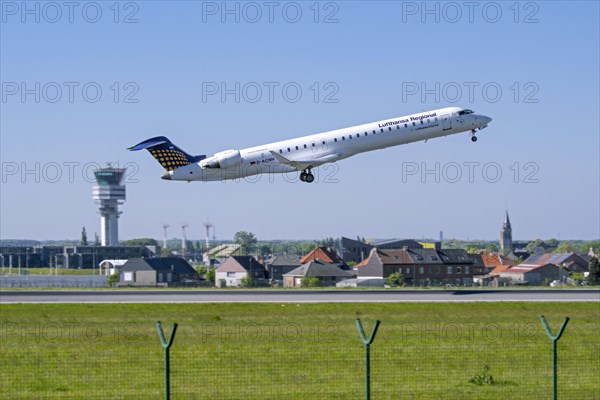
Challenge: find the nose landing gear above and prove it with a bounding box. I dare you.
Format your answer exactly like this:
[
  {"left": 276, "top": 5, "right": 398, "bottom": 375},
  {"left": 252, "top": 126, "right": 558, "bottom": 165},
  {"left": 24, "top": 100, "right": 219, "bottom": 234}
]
[{"left": 471, "top": 129, "right": 478, "bottom": 142}]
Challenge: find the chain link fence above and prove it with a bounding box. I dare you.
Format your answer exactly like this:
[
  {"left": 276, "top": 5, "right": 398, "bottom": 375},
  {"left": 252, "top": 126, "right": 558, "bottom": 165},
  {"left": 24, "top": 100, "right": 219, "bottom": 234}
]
[{"left": 1, "top": 304, "right": 598, "bottom": 399}]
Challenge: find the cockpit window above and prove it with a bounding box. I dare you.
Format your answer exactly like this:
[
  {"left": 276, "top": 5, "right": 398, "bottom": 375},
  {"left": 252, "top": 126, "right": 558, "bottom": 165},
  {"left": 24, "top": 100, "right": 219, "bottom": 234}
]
[{"left": 458, "top": 109, "right": 474, "bottom": 115}]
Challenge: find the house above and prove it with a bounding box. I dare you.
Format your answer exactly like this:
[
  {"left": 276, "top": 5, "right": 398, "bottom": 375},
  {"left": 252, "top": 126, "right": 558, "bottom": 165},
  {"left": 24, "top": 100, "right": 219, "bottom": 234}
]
[
  {"left": 283, "top": 260, "right": 354, "bottom": 288},
  {"left": 215, "top": 256, "right": 267, "bottom": 287},
  {"left": 337, "top": 237, "right": 424, "bottom": 263},
  {"left": 119, "top": 257, "right": 199, "bottom": 286},
  {"left": 482, "top": 253, "right": 517, "bottom": 275},
  {"left": 265, "top": 254, "right": 301, "bottom": 283},
  {"left": 357, "top": 247, "right": 483, "bottom": 286},
  {"left": 300, "top": 246, "right": 344, "bottom": 264},
  {"left": 522, "top": 252, "right": 589, "bottom": 273},
  {"left": 498, "top": 263, "right": 569, "bottom": 285}
]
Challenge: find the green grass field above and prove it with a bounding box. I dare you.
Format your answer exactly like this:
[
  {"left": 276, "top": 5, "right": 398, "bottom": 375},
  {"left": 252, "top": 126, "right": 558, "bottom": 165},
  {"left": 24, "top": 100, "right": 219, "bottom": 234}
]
[{"left": 1, "top": 302, "right": 598, "bottom": 399}]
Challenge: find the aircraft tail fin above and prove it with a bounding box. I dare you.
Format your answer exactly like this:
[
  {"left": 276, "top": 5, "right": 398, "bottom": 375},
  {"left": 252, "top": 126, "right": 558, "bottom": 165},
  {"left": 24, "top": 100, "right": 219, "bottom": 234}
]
[{"left": 128, "top": 136, "right": 205, "bottom": 171}]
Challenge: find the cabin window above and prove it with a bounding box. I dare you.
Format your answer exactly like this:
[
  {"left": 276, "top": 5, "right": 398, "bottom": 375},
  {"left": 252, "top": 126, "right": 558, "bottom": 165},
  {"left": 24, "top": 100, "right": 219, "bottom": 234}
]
[
  {"left": 287, "top": 148, "right": 290, "bottom": 152},
  {"left": 312, "top": 143, "right": 315, "bottom": 147},
  {"left": 364, "top": 132, "right": 368, "bottom": 136},
  {"left": 412, "top": 122, "right": 416, "bottom": 126},
  {"left": 380, "top": 128, "right": 384, "bottom": 133},
  {"left": 349, "top": 135, "right": 352, "bottom": 139},
  {"left": 295, "top": 146, "right": 299, "bottom": 150},
  {"left": 420, "top": 120, "right": 424, "bottom": 125},
  {"left": 396, "top": 125, "right": 400, "bottom": 130},
  {"left": 334, "top": 138, "right": 338, "bottom": 142},
  {"left": 404, "top": 124, "right": 408, "bottom": 128},
  {"left": 279, "top": 149, "right": 282, "bottom": 154},
  {"left": 304, "top": 144, "right": 307, "bottom": 149},
  {"left": 427, "top": 119, "right": 430, "bottom": 123},
  {"left": 322, "top": 140, "right": 325, "bottom": 145},
  {"left": 372, "top": 130, "right": 376, "bottom": 134},
  {"left": 342, "top": 136, "right": 345, "bottom": 140},
  {"left": 388, "top": 127, "right": 392, "bottom": 131},
  {"left": 435, "top": 117, "right": 438, "bottom": 121}
]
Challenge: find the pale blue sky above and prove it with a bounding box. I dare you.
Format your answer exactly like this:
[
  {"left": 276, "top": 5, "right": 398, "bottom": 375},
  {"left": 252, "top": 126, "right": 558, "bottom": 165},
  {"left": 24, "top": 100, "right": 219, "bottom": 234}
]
[{"left": 1, "top": 1, "right": 598, "bottom": 241}]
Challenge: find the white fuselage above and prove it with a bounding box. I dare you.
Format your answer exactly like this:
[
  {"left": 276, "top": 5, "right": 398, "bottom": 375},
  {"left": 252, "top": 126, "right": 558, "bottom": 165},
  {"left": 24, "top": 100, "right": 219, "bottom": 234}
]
[{"left": 167, "top": 106, "right": 491, "bottom": 182}]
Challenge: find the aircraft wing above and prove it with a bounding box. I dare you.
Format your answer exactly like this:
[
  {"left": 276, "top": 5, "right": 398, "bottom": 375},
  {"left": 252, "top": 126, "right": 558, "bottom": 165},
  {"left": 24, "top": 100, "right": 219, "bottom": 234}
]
[{"left": 269, "top": 150, "right": 343, "bottom": 170}]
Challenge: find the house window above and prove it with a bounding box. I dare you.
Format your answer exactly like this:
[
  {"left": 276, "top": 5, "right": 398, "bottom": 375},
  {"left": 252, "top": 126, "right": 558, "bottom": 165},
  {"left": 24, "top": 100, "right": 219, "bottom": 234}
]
[
  {"left": 406, "top": 267, "right": 411, "bottom": 274},
  {"left": 457, "top": 267, "right": 462, "bottom": 274},
  {"left": 123, "top": 272, "right": 133, "bottom": 281},
  {"left": 465, "top": 267, "right": 469, "bottom": 275},
  {"left": 419, "top": 267, "right": 424, "bottom": 274},
  {"left": 227, "top": 272, "right": 236, "bottom": 277},
  {"left": 447, "top": 266, "right": 453, "bottom": 275}
]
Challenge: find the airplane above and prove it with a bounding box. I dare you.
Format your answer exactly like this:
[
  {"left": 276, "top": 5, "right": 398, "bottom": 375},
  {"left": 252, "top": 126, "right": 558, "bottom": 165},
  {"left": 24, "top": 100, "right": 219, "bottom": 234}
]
[{"left": 128, "top": 106, "right": 492, "bottom": 183}]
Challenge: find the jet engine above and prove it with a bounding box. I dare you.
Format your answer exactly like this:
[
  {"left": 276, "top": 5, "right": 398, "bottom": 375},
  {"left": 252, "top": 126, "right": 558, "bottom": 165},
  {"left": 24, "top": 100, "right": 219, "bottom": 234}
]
[{"left": 200, "top": 149, "right": 242, "bottom": 169}]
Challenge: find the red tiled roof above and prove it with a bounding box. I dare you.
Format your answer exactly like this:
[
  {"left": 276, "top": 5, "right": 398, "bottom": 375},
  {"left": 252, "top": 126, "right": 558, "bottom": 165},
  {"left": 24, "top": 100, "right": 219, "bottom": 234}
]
[
  {"left": 300, "top": 246, "right": 341, "bottom": 264},
  {"left": 481, "top": 253, "right": 516, "bottom": 268}
]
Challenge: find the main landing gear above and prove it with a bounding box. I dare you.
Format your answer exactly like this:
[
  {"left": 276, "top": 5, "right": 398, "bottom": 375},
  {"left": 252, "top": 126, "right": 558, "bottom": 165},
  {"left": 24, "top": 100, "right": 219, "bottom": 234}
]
[
  {"left": 470, "top": 129, "right": 478, "bottom": 142},
  {"left": 299, "top": 168, "right": 315, "bottom": 183}
]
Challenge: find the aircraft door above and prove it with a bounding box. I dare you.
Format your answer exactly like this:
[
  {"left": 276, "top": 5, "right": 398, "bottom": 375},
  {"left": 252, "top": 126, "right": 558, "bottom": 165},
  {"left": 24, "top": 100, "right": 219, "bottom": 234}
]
[{"left": 441, "top": 114, "right": 452, "bottom": 131}]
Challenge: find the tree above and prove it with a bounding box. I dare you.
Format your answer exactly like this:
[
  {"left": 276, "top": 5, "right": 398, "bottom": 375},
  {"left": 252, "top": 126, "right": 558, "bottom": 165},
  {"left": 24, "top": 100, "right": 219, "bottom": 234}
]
[
  {"left": 80, "top": 227, "right": 88, "bottom": 246},
  {"left": 588, "top": 257, "right": 600, "bottom": 285},
  {"left": 385, "top": 272, "right": 404, "bottom": 287},
  {"left": 301, "top": 277, "right": 322, "bottom": 287},
  {"left": 240, "top": 274, "right": 254, "bottom": 287},
  {"left": 464, "top": 244, "right": 479, "bottom": 254},
  {"left": 234, "top": 231, "right": 258, "bottom": 255},
  {"left": 554, "top": 241, "right": 578, "bottom": 253},
  {"left": 206, "top": 268, "right": 216, "bottom": 286},
  {"left": 120, "top": 238, "right": 158, "bottom": 246},
  {"left": 581, "top": 241, "right": 600, "bottom": 253},
  {"left": 525, "top": 239, "right": 545, "bottom": 253},
  {"left": 160, "top": 247, "right": 172, "bottom": 257},
  {"left": 94, "top": 232, "right": 100, "bottom": 246},
  {"left": 486, "top": 243, "right": 499, "bottom": 253}
]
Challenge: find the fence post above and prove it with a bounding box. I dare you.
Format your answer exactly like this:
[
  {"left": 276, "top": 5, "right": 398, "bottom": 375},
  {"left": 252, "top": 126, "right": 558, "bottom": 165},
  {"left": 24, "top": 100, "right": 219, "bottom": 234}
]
[
  {"left": 356, "top": 319, "right": 381, "bottom": 400},
  {"left": 540, "top": 315, "right": 570, "bottom": 400},
  {"left": 156, "top": 321, "right": 178, "bottom": 400}
]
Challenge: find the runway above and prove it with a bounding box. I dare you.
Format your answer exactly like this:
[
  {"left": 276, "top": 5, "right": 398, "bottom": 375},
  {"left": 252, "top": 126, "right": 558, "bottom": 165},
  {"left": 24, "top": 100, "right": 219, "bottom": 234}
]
[{"left": 1, "top": 289, "right": 598, "bottom": 303}]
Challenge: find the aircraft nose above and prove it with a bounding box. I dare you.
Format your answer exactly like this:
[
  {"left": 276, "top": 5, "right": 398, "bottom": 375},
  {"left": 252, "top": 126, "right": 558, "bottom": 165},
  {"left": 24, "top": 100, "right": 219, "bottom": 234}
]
[
  {"left": 481, "top": 115, "right": 492, "bottom": 125},
  {"left": 161, "top": 171, "right": 171, "bottom": 180}
]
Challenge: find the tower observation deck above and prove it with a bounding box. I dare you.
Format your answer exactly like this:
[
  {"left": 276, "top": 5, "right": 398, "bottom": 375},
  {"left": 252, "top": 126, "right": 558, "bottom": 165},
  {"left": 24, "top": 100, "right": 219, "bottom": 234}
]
[{"left": 92, "top": 166, "right": 126, "bottom": 246}]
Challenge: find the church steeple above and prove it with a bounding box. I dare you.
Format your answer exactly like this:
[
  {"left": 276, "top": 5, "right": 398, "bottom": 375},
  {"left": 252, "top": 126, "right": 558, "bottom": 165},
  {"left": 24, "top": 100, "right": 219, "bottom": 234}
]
[{"left": 500, "top": 211, "right": 513, "bottom": 252}]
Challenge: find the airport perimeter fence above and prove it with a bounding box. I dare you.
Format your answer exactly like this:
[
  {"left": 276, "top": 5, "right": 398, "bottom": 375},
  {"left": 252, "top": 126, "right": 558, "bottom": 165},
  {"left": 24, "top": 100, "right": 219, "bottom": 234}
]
[
  {"left": 0, "top": 275, "right": 108, "bottom": 288},
  {"left": 1, "top": 309, "right": 599, "bottom": 400}
]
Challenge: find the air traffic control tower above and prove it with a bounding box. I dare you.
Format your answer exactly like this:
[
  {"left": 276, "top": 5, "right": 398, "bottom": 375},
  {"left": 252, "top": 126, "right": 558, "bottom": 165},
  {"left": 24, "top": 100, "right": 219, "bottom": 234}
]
[{"left": 92, "top": 166, "right": 126, "bottom": 246}]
